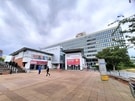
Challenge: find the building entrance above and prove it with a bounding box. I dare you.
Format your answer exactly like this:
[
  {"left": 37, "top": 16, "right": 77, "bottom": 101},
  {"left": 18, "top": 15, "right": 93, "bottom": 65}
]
[
  {"left": 30, "top": 64, "right": 47, "bottom": 70},
  {"left": 66, "top": 58, "right": 80, "bottom": 70},
  {"left": 67, "top": 65, "right": 80, "bottom": 70},
  {"left": 30, "top": 60, "right": 48, "bottom": 70}
]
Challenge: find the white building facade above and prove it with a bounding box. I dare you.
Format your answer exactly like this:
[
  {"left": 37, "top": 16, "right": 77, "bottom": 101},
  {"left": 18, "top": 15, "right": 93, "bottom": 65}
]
[
  {"left": 10, "top": 47, "right": 53, "bottom": 72},
  {"left": 42, "top": 46, "right": 65, "bottom": 69},
  {"left": 65, "top": 52, "right": 85, "bottom": 70}
]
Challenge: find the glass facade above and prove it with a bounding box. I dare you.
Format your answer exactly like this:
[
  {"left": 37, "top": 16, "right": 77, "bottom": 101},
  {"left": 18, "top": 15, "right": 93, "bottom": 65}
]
[{"left": 43, "top": 27, "right": 124, "bottom": 67}]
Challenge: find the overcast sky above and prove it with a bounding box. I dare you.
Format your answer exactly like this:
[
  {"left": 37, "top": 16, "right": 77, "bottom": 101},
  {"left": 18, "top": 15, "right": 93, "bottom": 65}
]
[{"left": 0, "top": 0, "right": 134, "bottom": 56}]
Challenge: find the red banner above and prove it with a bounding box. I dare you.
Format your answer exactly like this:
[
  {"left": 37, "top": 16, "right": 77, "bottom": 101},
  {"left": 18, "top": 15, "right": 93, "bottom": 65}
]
[
  {"left": 67, "top": 59, "right": 80, "bottom": 65},
  {"left": 30, "top": 60, "right": 48, "bottom": 65}
]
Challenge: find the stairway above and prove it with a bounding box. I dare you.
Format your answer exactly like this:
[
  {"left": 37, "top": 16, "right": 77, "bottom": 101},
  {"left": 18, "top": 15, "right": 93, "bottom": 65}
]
[
  {"left": 0, "top": 65, "right": 10, "bottom": 75},
  {"left": 0, "top": 62, "right": 25, "bottom": 75}
]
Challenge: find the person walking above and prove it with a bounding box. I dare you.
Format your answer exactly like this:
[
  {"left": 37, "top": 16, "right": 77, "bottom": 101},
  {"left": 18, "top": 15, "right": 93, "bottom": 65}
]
[
  {"left": 46, "top": 66, "right": 50, "bottom": 76},
  {"left": 38, "top": 65, "right": 42, "bottom": 74}
]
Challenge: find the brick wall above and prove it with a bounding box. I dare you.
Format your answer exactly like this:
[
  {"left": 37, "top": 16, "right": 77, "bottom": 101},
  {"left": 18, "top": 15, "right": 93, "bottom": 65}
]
[{"left": 14, "top": 58, "right": 23, "bottom": 68}]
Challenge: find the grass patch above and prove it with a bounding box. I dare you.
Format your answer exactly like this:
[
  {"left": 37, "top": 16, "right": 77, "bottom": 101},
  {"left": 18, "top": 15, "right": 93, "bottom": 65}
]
[{"left": 125, "top": 68, "right": 135, "bottom": 72}]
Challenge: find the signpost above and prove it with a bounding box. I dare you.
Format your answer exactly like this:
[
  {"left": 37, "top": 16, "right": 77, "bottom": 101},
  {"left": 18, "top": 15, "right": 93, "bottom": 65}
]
[{"left": 98, "top": 59, "right": 109, "bottom": 81}]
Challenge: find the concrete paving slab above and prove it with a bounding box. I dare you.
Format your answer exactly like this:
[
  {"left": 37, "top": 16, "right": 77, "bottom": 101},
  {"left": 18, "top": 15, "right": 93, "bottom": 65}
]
[{"left": 0, "top": 70, "right": 134, "bottom": 101}]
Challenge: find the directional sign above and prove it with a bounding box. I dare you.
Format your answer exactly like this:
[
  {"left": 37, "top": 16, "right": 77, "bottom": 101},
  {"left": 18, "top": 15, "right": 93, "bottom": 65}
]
[{"left": 98, "top": 59, "right": 107, "bottom": 75}]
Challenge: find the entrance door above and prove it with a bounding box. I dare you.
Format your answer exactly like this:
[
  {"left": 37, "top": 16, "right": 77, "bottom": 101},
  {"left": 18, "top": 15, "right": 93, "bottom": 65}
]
[
  {"left": 30, "top": 64, "right": 35, "bottom": 70},
  {"left": 67, "top": 59, "right": 80, "bottom": 70}
]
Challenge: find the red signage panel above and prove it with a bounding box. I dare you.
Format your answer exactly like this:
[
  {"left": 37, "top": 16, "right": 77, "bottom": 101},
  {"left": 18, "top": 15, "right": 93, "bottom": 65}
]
[
  {"left": 30, "top": 60, "right": 47, "bottom": 65},
  {"left": 74, "top": 59, "right": 80, "bottom": 65},
  {"left": 67, "top": 59, "right": 74, "bottom": 65},
  {"left": 67, "top": 59, "right": 80, "bottom": 65}
]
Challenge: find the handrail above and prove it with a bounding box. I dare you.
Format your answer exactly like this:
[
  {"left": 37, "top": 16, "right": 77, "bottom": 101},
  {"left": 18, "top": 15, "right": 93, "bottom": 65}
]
[{"left": 129, "top": 81, "right": 135, "bottom": 98}]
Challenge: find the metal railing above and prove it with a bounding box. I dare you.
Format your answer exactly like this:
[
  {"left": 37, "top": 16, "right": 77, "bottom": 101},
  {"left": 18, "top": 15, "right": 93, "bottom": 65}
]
[
  {"left": 107, "top": 70, "right": 135, "bottom": 98},
  {"left": 129, "top": 81, "right": 135, "bottom": 98},
  {"left": 107, "top": 71, "right": 135, "bottom": 79},
  {"left": 0, "top": 61, "right": 18, "bottom": 73}
]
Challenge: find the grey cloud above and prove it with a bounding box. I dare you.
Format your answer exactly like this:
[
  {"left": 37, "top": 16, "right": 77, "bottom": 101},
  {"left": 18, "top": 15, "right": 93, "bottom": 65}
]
[
  {"left": 0, "top": 0, "right": 134, "bottom": 55},
  {"left": 8, "top": 0, "right": 77, "bottom": 35}
]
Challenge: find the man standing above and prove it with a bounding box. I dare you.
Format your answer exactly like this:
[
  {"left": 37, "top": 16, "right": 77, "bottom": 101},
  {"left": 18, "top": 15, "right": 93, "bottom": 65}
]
[{"left": 46, "top": 66, "right": 50, "bottom": 76}]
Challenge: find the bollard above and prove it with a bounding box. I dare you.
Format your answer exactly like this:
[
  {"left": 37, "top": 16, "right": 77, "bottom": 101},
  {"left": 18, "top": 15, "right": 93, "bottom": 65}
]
[{"left": 101, "top": 75, "right": 109, "bottom": 81}]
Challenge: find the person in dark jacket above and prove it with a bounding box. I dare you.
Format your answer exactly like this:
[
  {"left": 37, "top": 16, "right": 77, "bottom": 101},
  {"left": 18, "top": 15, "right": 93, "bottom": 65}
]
[
  {"left": 46, "top": 66, "right": 50, "bottom": 76},
  {"left": 38, "top": 65, "right": 42, "bottom": 74}
]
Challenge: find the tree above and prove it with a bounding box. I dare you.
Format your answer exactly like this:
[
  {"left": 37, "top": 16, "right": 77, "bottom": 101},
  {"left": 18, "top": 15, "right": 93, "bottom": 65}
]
[
  {"left": 0, "top": 57, "right": 4, "bottom": 62},
  {"left": 129, "top": 0, "right": 135, "bottom": 3},
  {"left": 96, "top": 46, "right": 130, "bottom": 71},
  {"left": 111, "top": 14, "right": 135, "bottom": 48}
]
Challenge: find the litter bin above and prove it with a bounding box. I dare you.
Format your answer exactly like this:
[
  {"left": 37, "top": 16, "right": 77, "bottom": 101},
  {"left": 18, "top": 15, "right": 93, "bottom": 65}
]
[
  {"left": 101, "top": 75, "right": 109, "bottom": 81},
  {"left": 129, "top": 82, "right": 135, "bottom": 98}
]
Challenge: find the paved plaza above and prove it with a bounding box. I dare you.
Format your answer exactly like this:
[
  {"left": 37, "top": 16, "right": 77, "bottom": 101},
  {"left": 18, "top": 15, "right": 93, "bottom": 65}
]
[{"left": 0, "top": 70, "right": 134, "bottom": 101}]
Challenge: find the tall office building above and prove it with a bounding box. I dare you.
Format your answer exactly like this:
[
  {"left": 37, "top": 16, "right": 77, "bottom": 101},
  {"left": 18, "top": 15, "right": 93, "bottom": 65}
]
[{"left": 42, "top": 26, "right": 124, "bottom": 67}]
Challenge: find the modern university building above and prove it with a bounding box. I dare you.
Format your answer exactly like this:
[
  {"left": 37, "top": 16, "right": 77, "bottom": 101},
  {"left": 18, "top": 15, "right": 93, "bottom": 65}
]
[
  {"left": 41, "top": 26, "right": 124, "bottom": 70},
  {"left": 6, "top": 26, "right": 124, "bottom": 72}
]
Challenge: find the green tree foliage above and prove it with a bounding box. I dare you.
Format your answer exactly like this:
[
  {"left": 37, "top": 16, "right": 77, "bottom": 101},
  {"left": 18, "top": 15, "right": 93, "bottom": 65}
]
[
  {"left": 0, "top": 57, "right": 4, "bottom": 62},
  {"left": 96, "top": 46, "right": 130, "bottom": 71},
  {"left": 112, "top": 14, "right": 135, "bottom": 48}
]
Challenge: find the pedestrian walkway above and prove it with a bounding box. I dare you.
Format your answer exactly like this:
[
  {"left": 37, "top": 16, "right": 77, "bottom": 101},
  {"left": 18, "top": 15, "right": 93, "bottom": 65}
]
[{"left": 0, "top": 70, "right": 134, "bottom": 101}]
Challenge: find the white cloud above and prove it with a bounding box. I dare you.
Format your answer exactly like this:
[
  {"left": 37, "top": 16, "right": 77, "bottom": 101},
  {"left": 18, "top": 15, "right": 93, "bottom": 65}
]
[{"left": 0, "top": 0, "right": 134, "bottom": 55}]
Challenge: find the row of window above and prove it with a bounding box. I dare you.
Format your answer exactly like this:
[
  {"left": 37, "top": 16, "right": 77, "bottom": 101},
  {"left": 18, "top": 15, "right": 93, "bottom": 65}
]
[
  {"left": 96, "top": 43, "right": 113, "bottom": 47},
  {"left": 88, "top": 50, "right": 97, "bottom": 53},
  {"left": 87, "top": 42, "right": 96, "bottom": 45},
  {"left": 87, "top": 54, "right": 96, "bottom": 57},
  {"left": 97, "top": 38, "right": 112, "bottom": 43},
  {"left": 87, "top": 38, "right": 96, "bottom": 42},
  {"left": 31, "top": 54, "right": 51, "bottom": 60},
  {"left": 87, "top": 46, "right": 95, "bottom": 49},
  {"left": 97, "top": 36, "right": 123, "bottom": 43},
  {"left": 95, "top": 30, "right": 120, "bottom": 39}
]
